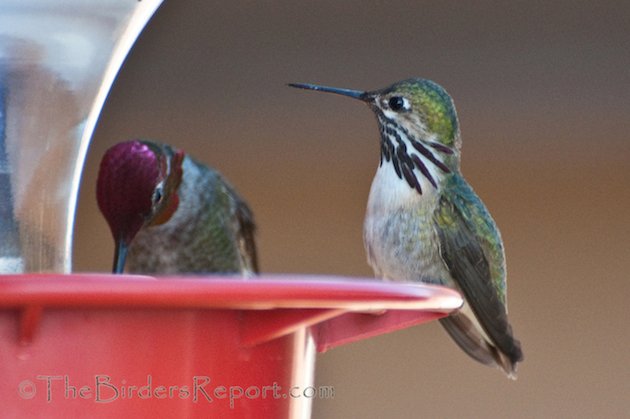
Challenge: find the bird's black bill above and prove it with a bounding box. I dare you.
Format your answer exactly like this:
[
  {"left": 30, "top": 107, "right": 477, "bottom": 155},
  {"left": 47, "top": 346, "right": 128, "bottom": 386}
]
[
  {"left": 288, "top": 83, "right": 368, "bottom": 101},
  {"left": 112, "top": 239, "right": 129, "bottom": 274}
]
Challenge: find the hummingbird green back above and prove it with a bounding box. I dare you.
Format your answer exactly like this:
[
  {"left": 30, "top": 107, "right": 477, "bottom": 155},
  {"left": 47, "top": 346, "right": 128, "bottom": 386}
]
[
  {"left": 127, "top": 152, "right": 258, "bottom": 275},
  {"left": 290, "top": 78, "right": 523, "bottom": 378}
]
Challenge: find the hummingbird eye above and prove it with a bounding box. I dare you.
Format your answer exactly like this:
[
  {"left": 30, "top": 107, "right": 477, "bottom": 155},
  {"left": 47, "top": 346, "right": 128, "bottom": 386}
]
[
  {"left": 152, "top": 184, "right": 164, "bottom": 206},
  {"left": 387, "top": 96, "right": 410, "bottom": 112}
]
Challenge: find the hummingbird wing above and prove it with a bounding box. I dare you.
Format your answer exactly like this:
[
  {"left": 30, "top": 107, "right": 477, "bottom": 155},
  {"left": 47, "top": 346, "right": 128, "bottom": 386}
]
[
  {"left": 434, "top": 176, "right": 523, "bottom": 375},
  {"left": 180, "top": 158, "right": 258, "bottom": 275},
  {"left": 232, "top": 193, "right": 259, "bottom": 274},
  {"left": 209, "top": 170, "right": 259, "bottom": 275}
]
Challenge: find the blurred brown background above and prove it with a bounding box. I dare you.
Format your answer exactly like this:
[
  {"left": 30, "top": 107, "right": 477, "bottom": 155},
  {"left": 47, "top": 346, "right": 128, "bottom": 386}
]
[{"left": 74, "top": 1, "right": 629, "bottom": 417}]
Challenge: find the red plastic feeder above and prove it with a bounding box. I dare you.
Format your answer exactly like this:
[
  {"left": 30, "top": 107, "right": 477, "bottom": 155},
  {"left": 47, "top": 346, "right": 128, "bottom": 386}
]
[{"left": 0, "top": 274, "right": 462, "bottom": 418}]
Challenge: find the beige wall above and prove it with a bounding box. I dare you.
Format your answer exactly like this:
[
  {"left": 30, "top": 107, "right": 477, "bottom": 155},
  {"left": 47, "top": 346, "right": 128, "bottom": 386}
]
[{"left": 74, "top": 2, "right": 629, "bottom": 417}]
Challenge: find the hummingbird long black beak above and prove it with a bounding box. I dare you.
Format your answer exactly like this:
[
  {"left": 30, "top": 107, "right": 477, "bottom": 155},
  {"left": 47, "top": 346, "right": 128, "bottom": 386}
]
[
  {"left": 112, "top": 238, "right": 129, "bottom": 274},
  {"left": 288, "top": 83, "right": 369, "bottom": 101}
]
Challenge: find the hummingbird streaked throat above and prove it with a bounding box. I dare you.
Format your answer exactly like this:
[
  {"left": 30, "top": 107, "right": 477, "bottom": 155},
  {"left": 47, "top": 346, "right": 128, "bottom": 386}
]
[
  {"left": 289, "top": 79, "right": 523, "bottom": 378},
  {"left": 96, "top": 140, "right": 258, "bottom": 276}
]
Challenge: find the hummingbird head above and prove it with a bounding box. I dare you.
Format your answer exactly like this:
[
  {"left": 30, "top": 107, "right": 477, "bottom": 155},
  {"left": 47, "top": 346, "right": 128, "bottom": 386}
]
[
  {"left": 96, "top": 140, "right": 184, "bottom": 273},
  {"left": 289, "top": 78, "right": 461, "bottom": 194}
]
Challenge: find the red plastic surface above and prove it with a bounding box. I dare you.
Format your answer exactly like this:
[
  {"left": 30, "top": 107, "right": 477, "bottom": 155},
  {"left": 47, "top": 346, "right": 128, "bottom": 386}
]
[{"left": 0, "top": 274, "right": 462, "bottom": 418}]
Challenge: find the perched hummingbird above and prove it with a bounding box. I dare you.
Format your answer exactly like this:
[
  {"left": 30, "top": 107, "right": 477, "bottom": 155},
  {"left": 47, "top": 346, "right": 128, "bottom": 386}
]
[
  {"left": 290, "top": 79, "right": 523, "bottom": 378},
  {"left": 96, "top": 140, "right": 258, "bottom": 275}
]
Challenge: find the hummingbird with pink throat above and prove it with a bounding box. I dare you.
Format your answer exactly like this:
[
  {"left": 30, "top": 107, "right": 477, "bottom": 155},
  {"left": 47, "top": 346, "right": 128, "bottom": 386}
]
[{"left": 96, "top": 139, "right": 258, "bottom": 276}]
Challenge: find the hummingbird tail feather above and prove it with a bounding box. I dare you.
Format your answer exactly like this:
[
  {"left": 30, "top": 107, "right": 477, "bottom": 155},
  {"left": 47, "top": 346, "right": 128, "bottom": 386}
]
[{"left": 439, "top": 313, "right": 520, "bottom": 379}]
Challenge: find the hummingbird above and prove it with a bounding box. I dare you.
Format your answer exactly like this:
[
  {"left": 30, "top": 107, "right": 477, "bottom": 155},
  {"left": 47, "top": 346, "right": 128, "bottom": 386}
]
[
  {"left": 289, "top": 79, "right": 523, "bottom": 378},
  {"left": 96, "top": 139, "right": 258, "bottom": 275}
]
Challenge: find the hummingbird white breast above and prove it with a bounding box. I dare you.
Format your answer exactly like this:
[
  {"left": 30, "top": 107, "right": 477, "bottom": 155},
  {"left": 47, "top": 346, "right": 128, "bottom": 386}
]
[
  {"left": 363, "top": 161, "right": 451, "bottom": 285},
  {"left": 364, "top": 110, "right": 455, "bottom": 285}
]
